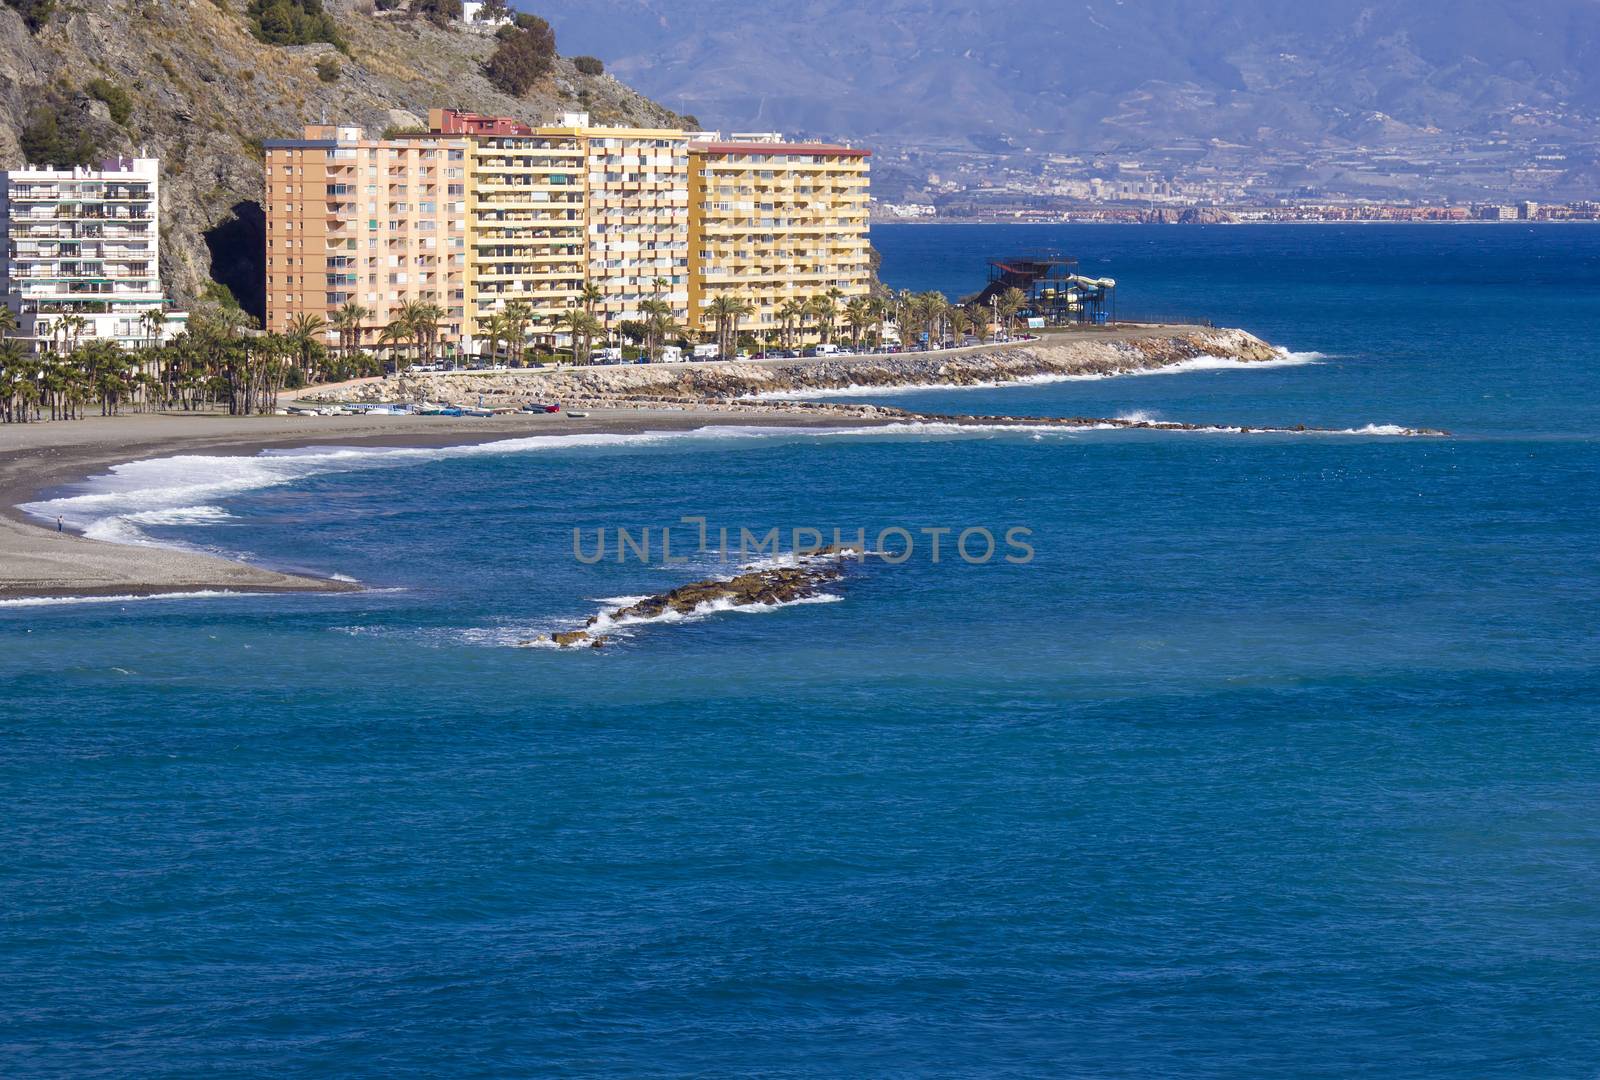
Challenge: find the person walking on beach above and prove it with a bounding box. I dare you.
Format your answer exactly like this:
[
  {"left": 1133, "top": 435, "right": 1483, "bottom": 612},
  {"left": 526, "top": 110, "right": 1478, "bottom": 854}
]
[{"left": 56, "top": 516, "right": 63, "bottom": 533}]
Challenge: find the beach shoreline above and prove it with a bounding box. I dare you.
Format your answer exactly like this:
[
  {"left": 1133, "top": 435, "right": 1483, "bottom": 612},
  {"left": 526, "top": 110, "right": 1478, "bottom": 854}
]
[
  {"left": 0, "top": 325, "right": 1309, "bottom": 601},
  {"left": 0, "top": 408, "right": 887, "bottom": 601}
]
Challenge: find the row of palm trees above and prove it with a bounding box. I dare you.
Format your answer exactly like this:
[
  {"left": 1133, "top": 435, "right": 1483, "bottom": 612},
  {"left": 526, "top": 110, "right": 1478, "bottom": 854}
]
[
  {"left": 0, "top": 279, "right": 1037, "bottom": 422},
  {"left": 1, "top": 304, "right": 314, "bottom": 423},
  {"left": 286, "top": 279, "right": 1034, "bottom": 372}
]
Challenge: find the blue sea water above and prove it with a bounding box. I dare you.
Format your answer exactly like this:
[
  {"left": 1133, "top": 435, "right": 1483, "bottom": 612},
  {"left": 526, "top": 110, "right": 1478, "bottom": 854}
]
[{"left": 4, "top": 225, "right": 1599, "bottom": 1077}]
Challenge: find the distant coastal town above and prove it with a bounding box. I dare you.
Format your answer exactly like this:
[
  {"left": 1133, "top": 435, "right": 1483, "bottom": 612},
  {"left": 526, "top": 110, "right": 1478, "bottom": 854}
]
[{"left": 874, "top": 199, "right": 1600, "bottom": 225}]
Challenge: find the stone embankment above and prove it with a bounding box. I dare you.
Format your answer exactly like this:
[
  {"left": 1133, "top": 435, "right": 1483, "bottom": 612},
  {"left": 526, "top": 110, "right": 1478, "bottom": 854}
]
[{"left": 306, "top": 328, "right": 1280, "bottom": 409}]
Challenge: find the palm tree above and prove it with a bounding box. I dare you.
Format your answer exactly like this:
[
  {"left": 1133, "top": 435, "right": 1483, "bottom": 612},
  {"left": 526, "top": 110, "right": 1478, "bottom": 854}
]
[
  {"left": 725, "top": 296, "right": 753, "bottom": 358},
  {"left": 868, "top": 296, "right": 889, "bottom": 351},
  {"left": 378, "top": 322, "right": 411, "bottom": 371},
  {"left": 639, "top": 297, "right": 673, "bottom": 362},
  {"left": 332, "top": 302, "right": 372, "bottom": 361},
  {"left": 557, "top": 308, "right": 603, "bottom": 365},
  {"left": 479, "top": 312, "right": 508, "bottom": 366},
  {"left": 963, "top": 303, "right": 988, "bottom": 342},
  {"left": 412, "top": 301, "right": 446, "bottom": 365},
  {"left": 579, "top": 281, "right": 609, "bottom": 346},
  {"left": 777, "top": 298, "right": 806, "bottom": 350},
  {"left": 501, "top": 301, "right": 534, "bottom": 366},
  {"left": 705, "top": 294, "right": 747, "bottom": 359},
  {"left": 920, "top": 291, "right": 950, "bottom": 348},
  {"left": 997, "top": 287, "right": 1027, "bottom": 338},
  {"left": 946, "top": 306, "right": 971, "bottom": 345},
  {"left": 844, "top": 296, "right": 872, "bottom": 351},
  {"left": 0, "top": 336, "right": 34, "bottom": 423},
  {"left": 807, "top": 294, "right": 838, "bottom": 345},
  {"left": 0, "top": 305, "right": 18, "bottom": 343},
  {"left": 286, "top": 312, "right": 328, "bottom": 384},
  {"left": 54, "top": 313, "right": 89, "bottom": 356}
]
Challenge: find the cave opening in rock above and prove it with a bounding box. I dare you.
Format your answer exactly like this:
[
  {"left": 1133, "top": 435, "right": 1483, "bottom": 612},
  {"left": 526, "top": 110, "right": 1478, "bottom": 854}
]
[{"left": 204, "top": 200, "right": 266, "bottom": 325}]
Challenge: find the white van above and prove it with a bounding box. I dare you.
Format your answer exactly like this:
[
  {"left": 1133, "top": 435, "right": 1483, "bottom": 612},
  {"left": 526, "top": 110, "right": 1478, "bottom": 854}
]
[
  {"left": 692, "top": 343, "right": 720, "bottom": 361},
  {"left": 596, "top": 347, "right": 623, "bottom": 363},
  {"left": 808, "top": 344, "right": 840, "bottom": 357},
  {"left": 660, "top": 346, "right": 684, "bottom": 363}
]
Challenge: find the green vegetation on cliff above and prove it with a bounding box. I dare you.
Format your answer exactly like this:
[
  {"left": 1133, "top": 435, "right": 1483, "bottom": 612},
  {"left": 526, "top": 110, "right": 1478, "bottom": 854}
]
[
  {"left": 247, "top": 0, "right": 343, "bottom": 49},
  {"left": 485, "top": 15, "right": 556, "bottom": 96}
]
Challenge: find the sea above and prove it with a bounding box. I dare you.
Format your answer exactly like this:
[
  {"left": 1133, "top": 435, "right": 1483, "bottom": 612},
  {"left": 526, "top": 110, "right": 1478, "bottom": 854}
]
[{"left": 4, "top": 225, "right": 1599, "bottom": 1077}]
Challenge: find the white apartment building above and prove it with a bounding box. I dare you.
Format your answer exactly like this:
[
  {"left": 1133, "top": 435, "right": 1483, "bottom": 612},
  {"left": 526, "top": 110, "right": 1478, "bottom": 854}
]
[{"left": 0, "top": 156, "right": 186, "bottom": 353}]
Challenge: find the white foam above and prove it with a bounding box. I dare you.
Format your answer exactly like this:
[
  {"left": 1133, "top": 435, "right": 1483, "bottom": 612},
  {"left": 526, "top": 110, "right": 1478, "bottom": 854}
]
[
  {"left": 0, "top": 590, "right": 247, "bottom": 609},
  {"left": 578, "top": 589, "right": 844, "bottom": 637},
  {"left": 17, "top": 398, "right": 1432, "bottom": 557},
  {"left": 18, "top": 426, "right": 805, "bottom": 550},
  {"left": 751, "top": 349, "right": 1327, "bottom": 399}
]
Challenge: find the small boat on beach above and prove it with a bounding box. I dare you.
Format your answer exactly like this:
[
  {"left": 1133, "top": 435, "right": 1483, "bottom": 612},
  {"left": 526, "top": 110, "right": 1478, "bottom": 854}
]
[{"left": 566, "top": 411, "right": 589, "bottom": 419}]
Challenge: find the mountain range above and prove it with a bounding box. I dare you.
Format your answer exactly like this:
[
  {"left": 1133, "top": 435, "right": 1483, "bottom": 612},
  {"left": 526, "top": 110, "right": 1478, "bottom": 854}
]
[{"left": 529, "top": 0, "right": 1600, "bottom": 199}]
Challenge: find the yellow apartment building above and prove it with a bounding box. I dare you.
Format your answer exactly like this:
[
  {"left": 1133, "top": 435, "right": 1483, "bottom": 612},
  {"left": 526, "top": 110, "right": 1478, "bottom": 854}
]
[
  {"left": 576, "top": 119, "right": 690, "bottom": 334},
  {"left": 429, "top": 111, "right": 587, "bottom": 354},
  {"left": 264, "top": 125, "right": 468, "bottom": 349},
  {"left": 688, "top": 135, "right": 872, "bottom": 343},
  {"left": 266, "top": 116, "right": 873, "bottom": 361}
]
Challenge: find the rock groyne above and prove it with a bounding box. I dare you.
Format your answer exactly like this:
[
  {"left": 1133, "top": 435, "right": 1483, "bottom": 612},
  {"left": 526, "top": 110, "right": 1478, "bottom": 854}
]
[{"left": 307, "top": 327, "right": 1281, "bottom": 408}]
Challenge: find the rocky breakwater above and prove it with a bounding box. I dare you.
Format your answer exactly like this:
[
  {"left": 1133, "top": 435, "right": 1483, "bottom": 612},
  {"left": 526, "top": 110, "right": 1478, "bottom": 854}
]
[
  {"left": 306, "top": 327, "right": 1281, "bottom": 407},
  {"left": 524, "top": 549, "right": 860, "bottom": 649}
]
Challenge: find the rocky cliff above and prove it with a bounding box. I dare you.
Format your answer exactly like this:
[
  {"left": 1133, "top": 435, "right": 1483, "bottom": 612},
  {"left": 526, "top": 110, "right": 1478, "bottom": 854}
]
[{"left": 0, "top": 0, "right": 691, "bottom": 311}]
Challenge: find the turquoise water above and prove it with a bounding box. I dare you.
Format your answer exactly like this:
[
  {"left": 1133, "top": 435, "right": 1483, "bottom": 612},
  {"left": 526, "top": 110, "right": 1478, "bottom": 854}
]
[{"left": 4, "top": 226, "right": 1599, "bottom": 1076}]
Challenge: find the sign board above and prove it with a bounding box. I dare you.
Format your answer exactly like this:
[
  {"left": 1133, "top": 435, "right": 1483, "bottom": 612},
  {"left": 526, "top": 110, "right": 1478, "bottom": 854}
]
[{"left": 1027, "top": 317, "right": 1046, "bottom": 329}]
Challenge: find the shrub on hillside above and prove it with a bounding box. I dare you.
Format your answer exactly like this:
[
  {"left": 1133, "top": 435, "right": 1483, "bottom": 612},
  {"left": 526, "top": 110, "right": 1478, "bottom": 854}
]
[
  {"left": 20, "top": 102, "right": 100, "bottom": 168},
  {"left": 3, "top": 0, "right": 54, "bottom": 32},
  {"left": 247, "top": 0, "right": 344, "bottom": 49},
  {"left": 86, "top": 78, "right": 133, "bottom": 126},
  {"left": 315, "top": 55, "right": 340, "bottom": 82},
  {"left": 485, "top": 15, "right": 555, "bottom": 96},
  {"left": 573, "top": 55, "right": 603, "bottom": 76},
  {"left": 409, "top": 0, "right": 460, "bottom": 25}
]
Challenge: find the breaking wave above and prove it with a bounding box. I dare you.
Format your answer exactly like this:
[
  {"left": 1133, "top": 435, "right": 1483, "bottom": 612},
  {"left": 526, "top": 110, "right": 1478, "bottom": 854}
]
[
  {"left": 17, "top": 397, "right": 1432, "bottom": 560},
  {"left": 751, "top": 349, "right": 1327, "bottom": 399},
  {"left": 0, "top": 590, "right": 248, "bottom": 609}
]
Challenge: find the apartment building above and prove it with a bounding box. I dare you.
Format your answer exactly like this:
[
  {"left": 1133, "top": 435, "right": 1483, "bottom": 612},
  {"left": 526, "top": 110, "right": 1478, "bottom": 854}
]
[
  {"left": 688, "top": 134, "right": 872, "bottom": 340},
  {"left": 431, "top": 109, "right": 587, "bottom": 352},
  {"left": 0, "top": 156, "right": 186, "bottom": 353},
  {"left": 573, "top": 117, "right": 690, "bottom": 330},
  {"left": 263, "top": 125, "right": 469, "bottom": 349},
  {"left": 264, "top": 114, "right": 872, "bottom": 359}
]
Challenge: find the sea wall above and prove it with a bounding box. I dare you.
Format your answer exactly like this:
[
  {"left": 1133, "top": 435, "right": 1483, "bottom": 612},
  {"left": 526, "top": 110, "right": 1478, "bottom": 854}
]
[{"left": 306, "top": 327, "right": 1281, "bottom": 407}]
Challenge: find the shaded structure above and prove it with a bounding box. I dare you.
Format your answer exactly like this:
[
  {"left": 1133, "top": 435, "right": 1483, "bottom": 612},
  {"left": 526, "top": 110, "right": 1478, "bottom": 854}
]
[{"left": 969, "top": 254, "right": 1115, "bottom": 325}]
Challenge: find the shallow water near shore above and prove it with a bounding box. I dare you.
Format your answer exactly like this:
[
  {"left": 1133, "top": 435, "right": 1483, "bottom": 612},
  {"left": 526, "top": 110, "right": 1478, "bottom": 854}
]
[{"left": 4, "top": 226, "right": 1600, "bottom": 1076}]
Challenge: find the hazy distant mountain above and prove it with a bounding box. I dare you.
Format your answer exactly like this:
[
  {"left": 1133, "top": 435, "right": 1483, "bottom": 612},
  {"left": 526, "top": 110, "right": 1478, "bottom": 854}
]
[{"left": 529, "top": 0, "right": 1600, "bottom": 154}]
